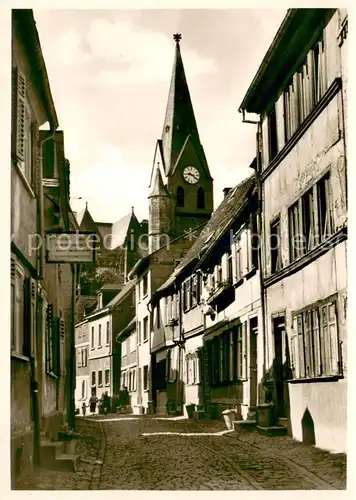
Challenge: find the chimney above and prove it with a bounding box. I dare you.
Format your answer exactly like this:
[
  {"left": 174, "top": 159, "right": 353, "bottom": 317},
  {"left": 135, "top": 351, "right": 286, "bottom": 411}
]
[{"left": 223, "top": 187, "right": 232, "bottom": 198}]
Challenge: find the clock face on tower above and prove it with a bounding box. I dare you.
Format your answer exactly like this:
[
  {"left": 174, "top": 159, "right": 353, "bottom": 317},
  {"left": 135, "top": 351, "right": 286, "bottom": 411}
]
[{"left": 183, "top": 166, "right": 200, "bottom": 184}]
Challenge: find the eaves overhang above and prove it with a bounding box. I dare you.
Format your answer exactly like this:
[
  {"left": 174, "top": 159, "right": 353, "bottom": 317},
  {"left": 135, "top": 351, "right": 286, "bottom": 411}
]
[{"left": 239, "top": 8, "right": 336, "bottom": 115}]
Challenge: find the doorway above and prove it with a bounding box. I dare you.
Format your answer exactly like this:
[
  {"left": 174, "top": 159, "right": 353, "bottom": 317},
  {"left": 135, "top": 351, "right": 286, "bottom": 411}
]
[
  {"left": 273, "top": 316, "right": 291, "bottom": 419},
  {"left": 249, "top": 317, "right": 258, "bottom": 409}
]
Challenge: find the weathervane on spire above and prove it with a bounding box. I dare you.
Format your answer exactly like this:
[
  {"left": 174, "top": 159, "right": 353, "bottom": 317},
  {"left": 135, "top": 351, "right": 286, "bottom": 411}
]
[{"left": 173, "top": 33, "right": 182, "bottom": 44}]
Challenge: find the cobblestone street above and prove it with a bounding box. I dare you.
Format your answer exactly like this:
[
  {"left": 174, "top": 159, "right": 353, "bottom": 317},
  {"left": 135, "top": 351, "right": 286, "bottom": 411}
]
[{"left": 17, "top": 416, "right": 346, "bottom": 490}]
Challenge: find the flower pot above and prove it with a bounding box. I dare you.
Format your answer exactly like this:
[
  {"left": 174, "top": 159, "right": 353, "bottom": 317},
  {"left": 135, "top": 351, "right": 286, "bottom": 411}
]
[
  {"left": 186, "top": 404, "right": 195, "bottom": 419},
  {"left": 222, "top": 409, "right": 237, "bottom": 430}
]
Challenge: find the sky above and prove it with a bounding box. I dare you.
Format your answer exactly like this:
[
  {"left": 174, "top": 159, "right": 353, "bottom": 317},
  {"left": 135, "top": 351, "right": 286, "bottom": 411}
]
[{"left": 34, "top": 8, "right": 287, "bottom": 224}]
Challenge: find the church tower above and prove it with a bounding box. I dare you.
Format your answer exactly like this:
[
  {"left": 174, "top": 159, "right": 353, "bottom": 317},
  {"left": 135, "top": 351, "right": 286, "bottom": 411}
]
[{"left": 148, "top": 33, "right": 213, "bottom": 254}]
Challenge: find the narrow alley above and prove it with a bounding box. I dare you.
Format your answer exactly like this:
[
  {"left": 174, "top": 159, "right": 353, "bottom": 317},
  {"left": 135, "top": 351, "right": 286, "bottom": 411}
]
[{"left": 18, "top": 416, "right": 346, "bottom": 490}]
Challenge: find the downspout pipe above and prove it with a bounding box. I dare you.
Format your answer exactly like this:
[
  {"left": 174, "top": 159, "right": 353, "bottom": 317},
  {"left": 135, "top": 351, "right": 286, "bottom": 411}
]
[
  {"left": 255, "top": 121, "right": 268, "bottom": 403},
  {"left": 239, "top": 110, "right": 268, "bottom": 404},
  {"left": 32, "top": 126, "right": 57, "bottom": 465}
]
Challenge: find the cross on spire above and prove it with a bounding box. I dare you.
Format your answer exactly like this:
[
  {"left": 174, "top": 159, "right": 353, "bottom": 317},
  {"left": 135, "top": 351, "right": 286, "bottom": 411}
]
[{"left": 173, "top": 33, "right": 182, "bottom": 44}]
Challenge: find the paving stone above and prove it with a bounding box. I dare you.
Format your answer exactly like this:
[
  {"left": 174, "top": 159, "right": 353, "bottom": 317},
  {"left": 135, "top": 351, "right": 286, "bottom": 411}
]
[{"left": 15, "top": 415, "right": 346, "bottom": 490}]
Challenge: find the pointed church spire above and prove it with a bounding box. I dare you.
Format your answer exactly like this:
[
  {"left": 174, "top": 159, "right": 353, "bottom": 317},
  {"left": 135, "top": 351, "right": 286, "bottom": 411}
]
[{"left": 161, "top": 33, "right": 207, "bottom": 176}]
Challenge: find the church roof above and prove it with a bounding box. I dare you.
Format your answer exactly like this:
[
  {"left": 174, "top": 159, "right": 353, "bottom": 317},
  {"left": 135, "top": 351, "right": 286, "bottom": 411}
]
[
  {"left": 160, "top": 34, "right": 208, "bottom": 176},
  {"left": 152, "top": 173, "right": 256, "bottom": 299},
  {"left": 110, "top": 212, "right": 134, "bottom": 250},
  {"left": 149, "top": 166, "right": 169, "bottom": 197}
]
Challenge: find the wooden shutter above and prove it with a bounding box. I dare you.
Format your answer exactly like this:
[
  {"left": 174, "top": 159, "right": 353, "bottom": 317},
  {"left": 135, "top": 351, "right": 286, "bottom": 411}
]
[
  {"left": 307, "top": 50, "right": 316, "bottom": 110},
  {"left": 12, "top": 67, "right": 26, "bottom": 161},
  {"left": 292, "top": 316, "right": 299, "bottom": 378},
  {"left": 261, "top": 115, "right": 269, "bottom": 169},
  {"left": 23, "top": 278, "right": 31, "bottom": 356},
  {"left": 275, "top": 92, "right": 285, "bottom": 151},
  {"left": 46, "top": 304, "right": 53, "bottom": 372}
]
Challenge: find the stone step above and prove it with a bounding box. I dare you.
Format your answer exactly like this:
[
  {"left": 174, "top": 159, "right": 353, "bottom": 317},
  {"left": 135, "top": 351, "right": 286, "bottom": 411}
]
[
  {"left": 54, "top": 453, "right": 80, "bottom": 472},
  {"left": 40, "top": 441, "right": 64, "bottom": 463},
  {"left": 278, "top": 417, "right": 289, "bottom": 428},
  {"left": 233, "top": 420, "right": 257, "bottom": 432},
  {"left": 256, "top": 425, "right": 288, "bottom": 436}
]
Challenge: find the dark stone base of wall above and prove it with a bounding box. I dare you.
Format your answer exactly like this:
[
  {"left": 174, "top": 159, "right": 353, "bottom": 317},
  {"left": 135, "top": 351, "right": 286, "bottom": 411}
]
[{"left": 11, "top": 430, "right": 33, "bottom": 489}]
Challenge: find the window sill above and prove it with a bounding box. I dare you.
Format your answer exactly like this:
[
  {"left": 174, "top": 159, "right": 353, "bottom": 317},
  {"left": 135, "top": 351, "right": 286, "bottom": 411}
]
[
  {"left": 144, "top": 389, "right": 149, "bottom": 393},
  {"left": 105, "top": 383, "right": 110, "bottom": 387},
  {"left": 97, "top": 345, "right": 102, "bottom": 349},
  {"left": 11, "top": 352, "right": 30, "bottom": 363},
  {"left": 211, "top": 379, "right": 245, "bottom": 387},
  {"left": 91, "top": 347, "right": 95, "bottom": 350},
  {"left": 288, "top": 375, "right": 343, "bottom": 384},
  {"left": 244, "top": 267, "right": 257, "bottom": 280},
  {"left": 264, "top": 226, "right": 347, "bottom": 288},
  {"left": 13, "top": 161, "right": 36, "bottom": 199},
  {"left": 142, "top": 293, "right": 148, "bottom": 300},
  {"left": 233, "top": 278, "right": 244, "bottom": 289},
  {"left": 143, "top": 338, "right": 148, "bottom": 343},
  {"left": 98, "top": 384, "right": 103, "bottom": 388},
  {"left": 46, "top": 371, "right": 59, "bottom": 380}
]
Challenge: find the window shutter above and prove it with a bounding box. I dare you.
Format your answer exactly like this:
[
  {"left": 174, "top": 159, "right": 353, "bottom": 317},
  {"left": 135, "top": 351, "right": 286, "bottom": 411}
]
[
  {"left": 14, "top": 68, "right": 26, "bottom": 162},
  {"left": 196, "top": 350, "right": 201, "bottom": 384},
  {"left": 29, "top": 278, "right": 36, "bottom": 358},
  {"left": 23, "top": 278, "right": 31, "bottom": 356},
  {"left": 307, "top": 50, "right": 315, "bottom": 111},
  {"left": 46, "top": 304, "right": 53, "bottom": 372},
  {"left": 261, "top": 115, "right": 269, "bottom": 168},
  {"left": 166, "top": 349, "right": 171, "bottom": 381},
  {"left": 78, "top": 348, "right": 82, "bottom": 367},
  {"left": 183, "top": 356, "right": 187, "bottom": 384}
]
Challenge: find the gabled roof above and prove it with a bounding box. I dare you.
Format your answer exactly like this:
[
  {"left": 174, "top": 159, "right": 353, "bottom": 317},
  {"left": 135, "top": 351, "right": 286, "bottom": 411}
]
[
  {"left": 105, "top": 279, "right": 136, "bottom": 309},
  {"left": 116, "top": 316, "right": 136, "bottom": 342},
  {"left": 160, "top": 36, "right": 208, "bottom": 176},
  {"left": 153, "top": 173, "right": 256, "bottom": 298},
  {"left": 110, "top": 212, "right": 134, "bottom": 250}
]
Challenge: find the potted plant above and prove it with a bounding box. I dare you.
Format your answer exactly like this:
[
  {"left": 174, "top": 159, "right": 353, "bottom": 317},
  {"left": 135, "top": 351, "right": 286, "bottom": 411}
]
[{"left": 185, "top": 403, "right": 196, "bottom": 419}]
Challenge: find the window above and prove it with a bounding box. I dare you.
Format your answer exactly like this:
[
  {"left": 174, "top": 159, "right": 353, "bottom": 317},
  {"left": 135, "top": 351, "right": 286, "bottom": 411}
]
[
  {"left": 182, "top": 281, "right": 189, "bottom": 312},
  {"left": 46, "top": 304, "right": 60, "bottom": 375},
  {"left": 92, "top": 371, "right": 96, "bottom": 387},
  {"left": 317, "top": 173, "right": 333, "bottom": 242},
  {"left": 207, "top": 324, "right": 246, "bottom": 385},
  {"left": 216, "top": 260, "right": 223, "bottom": 285},
  {"left": 268, "top": 106, "right": 278, "bottom": 161},
  {"left": 270, "top": 218, "right": 282, "bottom": 273},
  {"left": 282, "top": 32, "right": 327, "bottom": 144},
  {"left": 177, "top": 186, "right": 184, "bottom": 207},
  {"left": 91, "top": 326, "right": 94, "bottom": 349},
  {"left": 143, "top": 365, "right": 149, "bottom": 391},
  {"left": 106, "top": 321, "right": 110, "bottom": 345},
  {"left": 137, "top": 321, "right": 141, "bottom": 345},
  {"left": 122, "top": 371, "right": 127, "bottom": 389},
  {"left": 105, "top": 369, "right": 110, "bottom": 386},
  {"left": 130, "top": 369, "right": 136, "bottom": 392},
  {"left": 227, "top": 253, "right": 233, "bottom": 283},
  {"left": 143, "top": 316, "right": 149, "bottom": 342},
  {"left": 137, "top": 283, "right": 141, "bottom": 303},
  {"left": 235, "top": 237, "right": 243, "bottom": 282},
  {"left": 251, "top": 213, "right": 259, "bottom": 270},
  {"left": 142, "top": 273, "right": 148, "bottom": 297},
  {"left": 77, "top": 348, "right": 82, "bottom": 367},
  {"left": 13, "top": 69, "right": 34, "bottom": 185},
  {"left": 197, "top": 187, "right": 205, "bottom": 209},
  {"left": 191, "top": 275, "right": 198, "bottom": 307},
  {"left": 289, "top": 172, "right": 334, "bottom": 263},
  {"left": 81, "top": 380, "right": 86, "bottom": 400},
  {"left": 81, "top": 348, "right": 88, "bottom": 367},
  {"left": 184, "top": 351, "right": 201, "bottom": 385},
  {"left": 98, "top": 370, "right": 103, "bottom": 387},
  {"left": 313, "top": 35, "right": 327, "bottom": 104},
  {"left": 291, "top": 297, "right": 341, "bottom": 379},
  {"left": 156, "top": 302, "right": 161, "bottom": 328},
  {"left": 98, "top": 324, "right": 102, "bottom": 347},
  {"left": 11, "top": 258, "right": 25, "bottom": 354}
]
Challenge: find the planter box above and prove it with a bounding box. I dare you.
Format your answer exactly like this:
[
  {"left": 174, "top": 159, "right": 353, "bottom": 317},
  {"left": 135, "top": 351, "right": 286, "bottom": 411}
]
[{"left": 256, "top": 403, "right": 275, "bottom": 427}]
